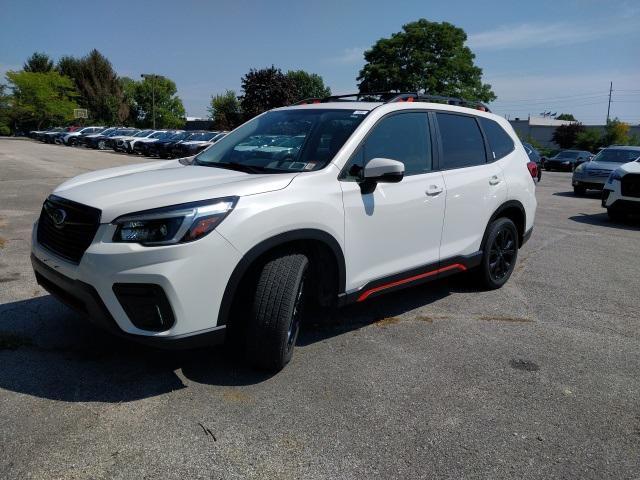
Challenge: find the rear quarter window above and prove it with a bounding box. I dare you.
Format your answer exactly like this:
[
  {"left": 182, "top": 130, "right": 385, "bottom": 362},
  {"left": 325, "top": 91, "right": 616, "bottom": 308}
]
[
  {"left": 436, "top": 113, "right": 487, "bottom": 169},
  {"left": 479, "top": 117, "right": 515, "bottom": 161}
]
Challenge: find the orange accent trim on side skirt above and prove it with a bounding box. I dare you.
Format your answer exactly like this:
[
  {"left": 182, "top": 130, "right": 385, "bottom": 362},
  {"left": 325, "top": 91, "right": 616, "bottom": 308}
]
[{"left": 356, "top": 263, "right": 467, "bottom": 302}]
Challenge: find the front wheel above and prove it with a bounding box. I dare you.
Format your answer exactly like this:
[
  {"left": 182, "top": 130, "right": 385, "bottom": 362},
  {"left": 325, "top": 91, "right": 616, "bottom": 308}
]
[
  {"left": 573, "top": 185, "right": 586, "bottom": 196},
  {"left": 245, "top": 253, "right": 309, "bottom": 372},
  {"left": 607, "top": 208, "right": 625, "bottom": 222},
  {"left": 478, "top": 218, "right": 518, "bottom": 290}
]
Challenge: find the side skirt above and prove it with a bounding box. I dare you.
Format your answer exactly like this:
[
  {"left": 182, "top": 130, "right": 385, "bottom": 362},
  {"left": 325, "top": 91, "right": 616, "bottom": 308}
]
[{"left": 338, "top": 252, "right": 483, "bottom": 305}]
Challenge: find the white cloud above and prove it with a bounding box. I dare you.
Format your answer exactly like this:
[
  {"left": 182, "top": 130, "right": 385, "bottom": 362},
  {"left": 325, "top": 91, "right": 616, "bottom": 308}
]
[
  {"left": 325, "top": 47, "right": 365, "bottom": 65},
  {"left": 468, "top": 23, "right": 601, "bottom": 50}
]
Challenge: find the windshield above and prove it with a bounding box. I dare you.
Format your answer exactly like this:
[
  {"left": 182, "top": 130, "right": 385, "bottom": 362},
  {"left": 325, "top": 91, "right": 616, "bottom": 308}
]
[
  {"left": 554, "top": 151, "right": 581, "bottom": 159},
  {"left": 195, "top": 109, "right": 368, "bottom": 173},
  {"left": 186, "top": 132, "right": 217, "bottom": 142},
  {"left": 134, "top": 130, "right": 153, "bottom": 137},
  {"left": 593, "top": 148, "right": 640, "bottom": 163}
]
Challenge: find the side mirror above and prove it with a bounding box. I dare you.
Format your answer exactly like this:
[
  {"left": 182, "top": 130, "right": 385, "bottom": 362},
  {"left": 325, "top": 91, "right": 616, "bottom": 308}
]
[{"left": 359, "top": 158, "right": 404, "bottom": 194}]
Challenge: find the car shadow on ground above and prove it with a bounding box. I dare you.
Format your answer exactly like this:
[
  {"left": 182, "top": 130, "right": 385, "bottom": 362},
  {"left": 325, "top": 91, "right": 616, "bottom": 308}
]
[
  {"left": 569, "top": 212, "right": 640, "bottom": 231},
  {"left": 553, "top": 191, "right": 602, "bottom": 199},
  {"left": 0, "top": 274, "right": 471, "bottom": 403}
]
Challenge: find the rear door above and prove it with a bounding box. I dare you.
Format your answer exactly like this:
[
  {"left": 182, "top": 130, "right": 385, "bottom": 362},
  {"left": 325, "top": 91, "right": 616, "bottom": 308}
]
[
  {"left": 435, "top": 112, "right": 508, "bottom": 260},
  {"left": 340, "top": 111, "right": 446, "bottom": 291}
]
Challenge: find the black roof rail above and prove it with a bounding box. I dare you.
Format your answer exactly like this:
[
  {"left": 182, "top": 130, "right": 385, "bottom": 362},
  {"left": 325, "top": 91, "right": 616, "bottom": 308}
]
[{"left": 294, "top": 92, "right": 490, "bottom": 112}]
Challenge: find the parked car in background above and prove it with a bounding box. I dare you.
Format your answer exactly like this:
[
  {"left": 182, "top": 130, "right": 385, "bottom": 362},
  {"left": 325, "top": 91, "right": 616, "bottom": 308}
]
[
  {"left": 30, "top": 127, "right": 62, "bottom": 141},
  {"left": 113, "top": 130, "right": 155, "bottom": 152},
  {"left": 544, "top": 150, "right": 592, "bottom": 171},
  {"left": 84, "top": 128, "right": 138, "bottom": 150},
  {"left": 146, "top": 131, "right": 192, "bottom": 158},
  {"left": 133, "top": 130, "right": 182, "bottom": 156},
  {"left": 522, "top": 142, "right": 542, "bottom": 182},
  {"left": 170, "top": 131, "right": 225, "bottom": 157},
  {"left": 572, "top": 146, "right": 640, "bottom": 195},
  {"left": 61, "top": 126, "right": 105, "bottom": 146},
  {"left": 77, "top": 127, "right": 118, "bottom": 147},
  {"left": 49, "top": 127, "right": 81, "bottom": 144},
  {"left": 38, "top": 127, "right": 66, "bottom": 143},
  {"left": 601, "top": 155, "right": 640, "bottom": 221},
  {"left": 104, "top": 128, "right": 141, "bottom": 150}
]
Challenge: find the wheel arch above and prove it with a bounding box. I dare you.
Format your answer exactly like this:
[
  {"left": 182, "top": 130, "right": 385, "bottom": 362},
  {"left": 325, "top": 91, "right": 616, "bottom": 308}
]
[
  {"left": 482, "top": 200, "right": 527, "bottom": 249},
  {"left": 217, "top": 229, "right": 346, "bottom": 327}
]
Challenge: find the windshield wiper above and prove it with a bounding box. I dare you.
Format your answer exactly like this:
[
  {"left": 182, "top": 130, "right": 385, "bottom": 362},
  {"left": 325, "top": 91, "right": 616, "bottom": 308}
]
[{"left": 195, "top": 159, "right": 267, "bottom": 174}]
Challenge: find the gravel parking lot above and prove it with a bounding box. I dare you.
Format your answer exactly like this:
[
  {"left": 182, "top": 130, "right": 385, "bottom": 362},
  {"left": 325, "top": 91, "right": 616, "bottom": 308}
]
[{"left": 0, "top": 138, "right": 639, "bottom": 480}]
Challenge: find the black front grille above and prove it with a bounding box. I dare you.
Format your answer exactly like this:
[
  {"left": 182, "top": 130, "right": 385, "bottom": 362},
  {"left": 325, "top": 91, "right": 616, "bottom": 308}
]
[
  {"left": 36, "top": 195, "right": 101, "bottom": 263},
  {"left": 621, "top": 174, "right": 640, "bottom": 198}
]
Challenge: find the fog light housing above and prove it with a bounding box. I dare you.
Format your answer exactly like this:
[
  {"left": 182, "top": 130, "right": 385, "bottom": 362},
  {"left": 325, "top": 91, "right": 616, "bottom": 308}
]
[{"left": 112, "top": 283, "right": 175, "bottom": 331}]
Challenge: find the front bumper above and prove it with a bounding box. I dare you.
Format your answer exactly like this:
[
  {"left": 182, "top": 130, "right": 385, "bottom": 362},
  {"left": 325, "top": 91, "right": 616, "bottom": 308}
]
[
  {"left": 572, "top": 171, "right": 608, "bottom": 190},
  {"left": 602, "top": 181, "right": 640, "bottom": 212},
  {"left": 31, "top": 222, "right": 243, "bottom": 346}
]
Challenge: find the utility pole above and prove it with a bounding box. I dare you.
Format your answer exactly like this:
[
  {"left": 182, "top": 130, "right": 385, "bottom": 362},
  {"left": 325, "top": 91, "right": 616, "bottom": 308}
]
[
  {"left": 141, "top": 74, "right": 157, "bottom": 129},
  {"left": 606, "top": 81, "right": 612, "bottom": 124}
]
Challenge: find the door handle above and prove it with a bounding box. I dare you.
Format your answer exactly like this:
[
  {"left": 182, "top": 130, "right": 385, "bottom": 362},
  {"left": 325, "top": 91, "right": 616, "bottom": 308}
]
[
  {"left": 489, "top": 175, "right": 501, "bottom": 186},
  {"left": 425, "top": 184, "right": 443, "bottom": 196}
]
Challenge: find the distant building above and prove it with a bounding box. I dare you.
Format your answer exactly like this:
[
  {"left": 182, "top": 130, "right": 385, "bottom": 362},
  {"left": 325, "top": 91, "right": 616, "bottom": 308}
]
[
  {"left": 509, "top": 116, "right": 640, "bottom": 149},
  {"left": 185, "top": 117, "right": 213, "bottom": 131}
]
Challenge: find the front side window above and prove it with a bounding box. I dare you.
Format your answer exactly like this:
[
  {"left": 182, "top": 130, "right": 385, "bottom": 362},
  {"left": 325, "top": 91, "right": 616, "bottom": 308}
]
[
  {"left": 437, "top": 113, "right": 487, "bottom": 169},
  {"left": 593, "top": 149, "right": 640, "bottom": 163},
  {"left": 195, "top": 109, "right": 367, "bottom": 173},
  {"left": 479, "top": 117, "right": 514, "bottom": 160},
  {"left": 343, "top": 112, "right": 432, "bottom": 180}
]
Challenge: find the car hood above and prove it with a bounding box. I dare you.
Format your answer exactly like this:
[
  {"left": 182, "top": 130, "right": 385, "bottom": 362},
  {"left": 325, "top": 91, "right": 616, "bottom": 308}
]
[
  {"left": 584, "top": 161, "right": 624, "bottom": 171},
  {"left": 52, "top": 160, "right": 297, "bottom": 222},
  {"left": 620, "top": 161, "right": 640, "bottom": 174}
]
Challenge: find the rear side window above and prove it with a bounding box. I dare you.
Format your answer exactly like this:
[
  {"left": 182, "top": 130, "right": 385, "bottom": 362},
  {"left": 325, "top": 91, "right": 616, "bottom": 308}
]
[
  {"left": 436, "top": 113, "right": 486, "bottom": 169},
  {"left": 344, "top": 112, "right": 432, "bottom": 179},
  {"left": 479, "top": 117, "right": 514, "bottom": 160}
]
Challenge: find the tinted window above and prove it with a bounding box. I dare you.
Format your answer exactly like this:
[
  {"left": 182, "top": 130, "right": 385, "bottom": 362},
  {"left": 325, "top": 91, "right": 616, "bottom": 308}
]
[
  {"left": 345, "top": 112, "right": 431, "bottom": 179},
  {"left": 479, "top": 117, "right": 514, "bottom": 160},
  {"left": 437, "top": 113, "right": 486, "bottom": 169}
]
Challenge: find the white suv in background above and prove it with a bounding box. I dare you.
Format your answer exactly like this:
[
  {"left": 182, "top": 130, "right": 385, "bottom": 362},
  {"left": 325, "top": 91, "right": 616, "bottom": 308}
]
[
  {"left": 601, "top": 147, "right": 640, "bottom": 221},
  {"left": 31, "top": 93, "right": 536, "bottom": 371}
]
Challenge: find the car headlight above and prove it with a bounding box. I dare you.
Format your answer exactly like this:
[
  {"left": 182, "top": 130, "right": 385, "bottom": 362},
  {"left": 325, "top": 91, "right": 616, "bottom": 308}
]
[
  {"left": 112, "top": 197, "right": 238, "bottom": 245},
  {"left": 574, "top": 163, "right": 585, "bottom": 173},
  {"left": 608, "top": 170, "right": 623, "bottom": 183}
]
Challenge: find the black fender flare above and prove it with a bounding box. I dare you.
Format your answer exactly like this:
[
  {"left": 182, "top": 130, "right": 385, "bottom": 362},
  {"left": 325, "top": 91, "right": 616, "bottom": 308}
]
[
  {"left": 480, "top": 200, "right": 527, "bottom": 250},
  {"left": 217, "top": 229, "right": 346, "bottom": 326}
]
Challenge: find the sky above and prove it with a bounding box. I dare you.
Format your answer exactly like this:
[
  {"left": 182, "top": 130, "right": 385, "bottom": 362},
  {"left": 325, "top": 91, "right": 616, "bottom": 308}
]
[{"left": 1, "top": 0, "right": 639, "bottom": 125}]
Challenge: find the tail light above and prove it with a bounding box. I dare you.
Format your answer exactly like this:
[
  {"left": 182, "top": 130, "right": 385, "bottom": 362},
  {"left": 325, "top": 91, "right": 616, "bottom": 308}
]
[{"left": 527, "top": 161, "right": 538, "bottom": 179}]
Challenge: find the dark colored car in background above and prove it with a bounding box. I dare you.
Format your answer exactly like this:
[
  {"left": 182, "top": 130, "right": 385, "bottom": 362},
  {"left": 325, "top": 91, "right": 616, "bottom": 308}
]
[
  {"left": 147, "top": 131, "right": 192, "bottom": 158},
  {"left": 171, "top": 131, "right": 225, "bottom": 157},
  {"left": 84, "top": 128, "right": 138, "bottom": 149},
  {"left": 544, "top": 150, "right": 593, "bottom": 171},
  {"left": 132, "top": 130, "right": 182, "bottom": 155},
  {"left": 523, "top": 142, "right": 542, "bottom": 181}
]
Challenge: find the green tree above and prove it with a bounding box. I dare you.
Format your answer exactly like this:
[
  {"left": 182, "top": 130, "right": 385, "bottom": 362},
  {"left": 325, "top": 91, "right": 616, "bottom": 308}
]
[
  {"left": 5, "top": 70, "right": 79, "bottom": 129},
  {"left": 240, "top": 66, "right": 297, "bottom": 119},
  {"left": 574, "top": 129, "right": 602, "bottom": 152},
  {"left": 23, "top": 52, "right": 54, "bottom": 73},
  {"left": 118, "top": 76, "right": 138, "bottom": 124},
  {"left": 133, "top": 75, "right": 185, "bottom": 128},
  {"left": 357, "top": 19, "right": 495, "bottom": 102},
  {"left": 0, "top": 84, "right": 11, "bottom": 135},
  {"left": 286, "top": 70, "right": 331, "bottom": 102},
  {"left": 556, "top": 113, "right": 576, "bottom": 121},
  {"left": 208, "top": 90, "right": 242, "bottom": 130},
  {"left": 62, "top": 49, "right": 126, "bottom": 125},
  {"left": 602, "top": 118, "right": 630, "bottom": 146},
  {"left": 552, "top": 123, "right": 585, "bottom": 149}
]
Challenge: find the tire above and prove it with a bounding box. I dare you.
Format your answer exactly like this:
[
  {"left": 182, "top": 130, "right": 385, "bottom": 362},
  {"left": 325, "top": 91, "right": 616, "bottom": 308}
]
[
  {"left": 245, "top": 253, "right": 309, "bottom": 372},
  {"left": 478, "top": 218, "right": 518, "bottom": 290},
  {"left": 97, "top": 140, "right": 106, "bottom": 150},
  {"left": 607, "top": 208, "right": 625, "bottom": 222},
  {"left": 573, "top": 185, "right": 586, "bottom": 196}
]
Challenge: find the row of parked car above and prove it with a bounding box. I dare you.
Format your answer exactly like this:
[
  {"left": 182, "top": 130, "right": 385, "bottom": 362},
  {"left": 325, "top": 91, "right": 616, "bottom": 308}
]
[{"left": 29, "top": 126, "right": 227, "bottom": 158}]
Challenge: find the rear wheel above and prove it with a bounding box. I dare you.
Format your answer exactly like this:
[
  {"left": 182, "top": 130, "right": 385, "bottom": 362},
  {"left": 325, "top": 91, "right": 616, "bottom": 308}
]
[
  {"left": 607, "top": 208, "right": 625, "bottom": 222},
  {"left": 97, "top": 140, "right": 106, "bottom": 150},
  {"left": 478, "top": 218, "right": 518, "bottom": 290},
  {"left": 245, "top": 253, "right": 309, "bottom": 372}
]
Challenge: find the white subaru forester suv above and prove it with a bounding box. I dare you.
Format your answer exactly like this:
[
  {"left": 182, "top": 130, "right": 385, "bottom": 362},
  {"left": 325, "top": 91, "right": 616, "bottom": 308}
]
[{"left": 31, "top": 93, "right": 536, "bottom": 371}]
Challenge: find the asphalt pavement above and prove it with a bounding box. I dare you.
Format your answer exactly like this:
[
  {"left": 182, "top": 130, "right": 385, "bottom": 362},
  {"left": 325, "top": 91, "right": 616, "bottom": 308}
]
[{"left": 0, "top": 138, "right": 638, "bottom": 479}]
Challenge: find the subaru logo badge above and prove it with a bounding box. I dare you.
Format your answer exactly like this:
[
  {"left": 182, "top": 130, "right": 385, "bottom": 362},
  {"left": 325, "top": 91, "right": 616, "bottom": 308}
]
[{"left": 50, "top": 208, "right": 67, "bottom": 228}]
